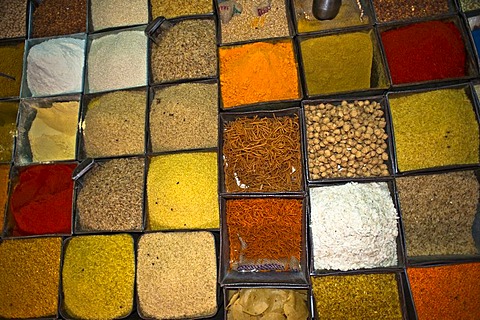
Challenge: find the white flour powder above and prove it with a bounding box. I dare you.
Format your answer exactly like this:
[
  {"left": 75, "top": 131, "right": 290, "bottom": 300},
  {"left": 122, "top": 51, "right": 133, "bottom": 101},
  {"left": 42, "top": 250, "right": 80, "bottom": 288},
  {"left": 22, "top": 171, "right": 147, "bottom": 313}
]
[
  {"left": 309, "top": 182, "right": 399, "bottom": 271},
  {"left": 26, "top": 37, "right": 85, "bottom": 97}
]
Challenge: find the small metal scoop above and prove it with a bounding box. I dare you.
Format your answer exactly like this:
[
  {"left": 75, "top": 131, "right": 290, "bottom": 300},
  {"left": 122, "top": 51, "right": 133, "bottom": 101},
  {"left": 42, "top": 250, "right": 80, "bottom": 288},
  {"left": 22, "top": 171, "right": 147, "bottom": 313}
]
[{"left": 312, "top": 0, "right": 342, "bottom": 20}]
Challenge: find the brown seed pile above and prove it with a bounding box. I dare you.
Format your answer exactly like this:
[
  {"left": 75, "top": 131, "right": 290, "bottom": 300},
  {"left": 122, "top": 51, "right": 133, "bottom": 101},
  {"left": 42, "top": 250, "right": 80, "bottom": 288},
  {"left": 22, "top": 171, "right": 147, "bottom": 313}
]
[
  {"left": 396, "top": 170, "right": 479, "bottom": 257},
  {"left": 151, "top": 19, "right": 217, "bottom": 84},
  {"left": 151, "top": 0, "right": 212, "bottom": 18},
  {"left": 305, "top": 100, "right": 389, "bottom": 180},
  {"left": 150, "top": 82, "right": 218, "bottom": 152},
  {"left": 372, "top": 0, "right": 450, "bottom": 23},
  {"left": 0, "top": 0, "right": 27, "bottom": 39},
  {"left": 32, "top": 0, "right": 87, "bottom": 38},
  {"left": 76, "top": 157, "right": 144, "bottom": 232}
]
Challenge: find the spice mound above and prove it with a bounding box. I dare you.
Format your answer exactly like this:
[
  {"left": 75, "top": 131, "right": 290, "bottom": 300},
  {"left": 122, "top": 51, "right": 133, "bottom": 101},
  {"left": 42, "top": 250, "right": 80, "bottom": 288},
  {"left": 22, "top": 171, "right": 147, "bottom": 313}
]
[
  {"left": 9, "top": 164, "right": 75, "bottom": 236},
  {"left": 137, "top": 231, "right": 218, "bottom": 319},
  {"left": 26, "top": 37, "right": 85, "bottom": 97},
  {"left": 91, "top": 0, "right": 148, "bottom": 31},
  {"left": 381, "top": 21, "right": 466, "bottom": 84},
  {"left": 226, "top": 288, "right": 309, "bottom": 319},
  {"left": 0, "top": 42, "right": 24, "bottom": 98},
  {"left": 223, "top": 114, "right": 302, "bottom": 192},
  {"left": 310, "top": 182, "right": 399, "bottom": 271},
  {"left": 0, "top": 101, "right": 18, "bottom": 162},
  {"left": 219, "top": 41, "right": 300, "bottom": 108},
  {"left": 305, "top": 99, "right": 390, "bottom": 180},
  {"left": 62, "top": 234, "right": 135, "bottom": 319},
  {"left": 372, "top": 0, "right": 450, "bottom": 23},
  {"left": 151, "top": 0, "right": 212, "bottom": 18},
  {"left": 76, "top": 158, "right": 144, "bottom": 232},
  {"left": 31, "top": 0, "right": 86, "bottom": 38},
  {"left": 0, "top": 237, "right": 62, "bottom": 319}
]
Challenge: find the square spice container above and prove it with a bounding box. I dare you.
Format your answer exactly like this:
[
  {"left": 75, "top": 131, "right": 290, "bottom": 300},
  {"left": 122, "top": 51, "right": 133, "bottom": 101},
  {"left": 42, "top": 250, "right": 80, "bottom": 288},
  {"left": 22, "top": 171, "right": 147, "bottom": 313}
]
[
  {"left": 378, "top": 15, "right": 479, "bottom": 89},
  {"left": 301, "top": 96, "right": 396, "bottom": 185},
  {"left": 0, "top": 0, "right": 29, "bottom": 40},
  {"left": 0, "top": 38, "right": 25, "bottom": 100},
  {"left": 72, "top": 156, "right": 146, "bottom": 234},
  {"left": 290, "top": 0, "right": 374, "bottom": 36},
  {"left": 0, "top": 99, "right": 20, "bottom": 164},
  {"left": 308, "top": 179, "right": 406, "bottom": 275},
  {"left": 2, "top": 161, "right": 77, "bottom": 239},
  {"left": 219, "top": 195, "right": 309, "bottom": 286},
  {"left": 296, "top": 26, "right": 390, "bottom": 99},
  {"left": 20, "top": 33, "right": 87, "bottom": 99},
  {"left": 395, "top": 168, "right": 480, "bottom": 266},
  {"left": 77, "top": 86, "right": 148, "bottom": 161},
  {"left": 218, "top": 37, "right": 303, "bottom": 111},
  {"left": 87, "top": 0, "right": 149, "bottom": 34},
  {"left": 223, "top": 286, "right": 311, "bottom": 319},
  {"left": 310, "top": 270, "right": 409, "bottom": 320},
  {"left": 466, "top": 12, "right": 480, "bottom": 68},
  {"left": 219, "top": 106, "right": 306, "bottom": 195},
  {"left": 14, "top": 94, "right": 81, "bottom": 166},
  {"left": 387, "top": 83, "right": 480, "bottom": 175}
]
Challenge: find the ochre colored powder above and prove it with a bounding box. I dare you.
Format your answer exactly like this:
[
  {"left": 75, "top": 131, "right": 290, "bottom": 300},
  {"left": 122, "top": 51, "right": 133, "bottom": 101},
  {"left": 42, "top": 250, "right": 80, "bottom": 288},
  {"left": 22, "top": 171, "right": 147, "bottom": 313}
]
[
  {"left": 0, "top": 237, "right": 62, "bottom": 319},
  {"left": 0, "top": 101, "right": 18, "bottom": 162},
  {"left": 219, "top": 40, "right": 300, "bottom": 108},
  {"left": 0, "top": 165, "right": 9, "bottom": 233},
  {"left": 0, "top": 42, "right": 24, "bottom": 98}
]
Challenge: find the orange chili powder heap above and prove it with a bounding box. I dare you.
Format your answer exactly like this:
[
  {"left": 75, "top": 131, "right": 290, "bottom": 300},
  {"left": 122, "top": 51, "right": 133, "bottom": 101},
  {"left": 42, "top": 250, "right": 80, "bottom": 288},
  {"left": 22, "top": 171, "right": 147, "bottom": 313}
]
[
  {"left": 219, "top": 40, "right": 300, "bottom": 108},
  {"left": 407, "top": 263, "right": 480, "bottom": 320},
  {"left": 226, "top": 198, "right": 303, "bottom": 271}
]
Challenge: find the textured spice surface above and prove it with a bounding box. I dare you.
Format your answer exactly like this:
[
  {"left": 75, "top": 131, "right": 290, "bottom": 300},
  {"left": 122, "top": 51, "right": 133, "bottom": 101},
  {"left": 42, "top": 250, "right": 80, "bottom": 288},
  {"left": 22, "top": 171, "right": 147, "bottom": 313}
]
[
  {"left": 32, "top": 0, "right": 87, "bottom": 38},
  {"left": 83, "top": 90, "right": 145, "bottom": 158},
  {"left": 397, "top": 171, "right": 479, "bottom": 257},
  {"left": 461, "top": 0, "right": 480, "bottom": 11},
  {"left": 0, "top": 42, "right": 24, "bottom": 98},
  {"left": 0, "top": 165, "right": 9, "bottom": 233},
  {"left": 301, "top": 32, "right": 373, "bottom": 95},
  {"left": 312, "top": 273, "right": 403, "bottom": 319},
  {"left": 137, "top": 232, "right": 218, "bottom": 319},
  {"left": 147, "top": 152, "right": 219, "bottom": 230},
  {"left": 372, "top": 0, "right": 450, "bottom": 23},
  {"left": 0, "top": 237, "right": 62, "bottom": 318},
  {"left": 0, "top": 101, "right": 18, "bottom": 162},
  {"left": 389, "top": 88, "right": 479, "bottom": 172},
  {"left": 91, "top": 0, "right": 148, "bottom": 31},
  {"left": 151, "top": 19, "right": 217, "bottom": 84},
  {"left": 150, "top": 82, "right": 218, "bottom": 152},
  {"left": 0, "top": 0, "right": 27, "bottom": 39},
  {"left": 226, "top": 198, "right": 303, "bottom": 271},
  {"left": 408, "top": 263, "right": 480, "bottom": 320},
  {"left": 151, "top": 0, "right": 212, "bottom": 18},
  {"left": 219, "top": 41, "right": 300, "bottom": 108},
  {"left": 62, "top": 234, "right": 135, "bottom": 319},
  {"left": 219, "top": 0, "right": 290, "bottom": 44},
  {"left": 305, "top": 100, "right": 390, "bottom": 180},
  {"left": 223, "top": 114, "right": 302, "bottom": 192},
  {"left": 76, "top": 158, "right": 144, "bottom": 232}
]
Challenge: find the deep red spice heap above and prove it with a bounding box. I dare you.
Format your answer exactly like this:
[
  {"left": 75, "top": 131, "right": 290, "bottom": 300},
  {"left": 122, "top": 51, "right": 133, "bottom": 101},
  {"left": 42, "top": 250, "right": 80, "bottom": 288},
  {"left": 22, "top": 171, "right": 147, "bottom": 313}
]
[
  {"left": 9, "top": 163, "right": 76, "bottom": 236},
  {"left": 381, "top": 21, "right": 466, "bottom": 84}
]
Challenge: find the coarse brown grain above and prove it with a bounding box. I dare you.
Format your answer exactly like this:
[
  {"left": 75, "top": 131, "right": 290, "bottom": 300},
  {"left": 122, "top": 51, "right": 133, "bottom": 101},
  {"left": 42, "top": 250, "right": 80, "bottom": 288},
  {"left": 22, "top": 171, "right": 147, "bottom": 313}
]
[
  {"left": 76, "top": 157, "right": 144, "bottom": 232},
  {"left": 372, "top": 0, "right": 450, "bottom": 23},
  {"left": 396, "top": 170, "right": 479, "bottom": 257},
  {"left": 150, "top": 82, "right": 218, "bottom": 152},
  {"left": 0, "top": 0, "right": 27, "bottom": 39},
  {"left": 137, "top": 232, "right": 218, "bottom": 319},
  {"left": 151, "top": 19, "right": 217, "bottom": 84},
  {"left": 305, "top": 100, "right": 390, "bottom": 180},
  {"left": 32, "top": 0, "right": 87, "bottom": 38},
  {"left": 151, "top": 0, "right": 212, "bottom": 18},
  {"left": 83, "top": 90, "right": 146, "bottom": 158}
]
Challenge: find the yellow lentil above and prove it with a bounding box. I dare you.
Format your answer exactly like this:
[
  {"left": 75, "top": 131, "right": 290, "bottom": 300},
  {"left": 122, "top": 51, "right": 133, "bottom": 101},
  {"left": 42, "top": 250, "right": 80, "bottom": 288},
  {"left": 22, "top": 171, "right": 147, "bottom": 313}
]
[
  {"left": 62, "top": 234, "right": 135, "bottom": 319},
  {"left": 0, "top": 42, "right": 24, "bottom": 98},
  {"left": 0, "top": 237, "right": 62, "bottom": 319},
  {"left": 0, "top": 101, "right": 18, "bottom": 162},
  {"left": 147, "top": 152, "right": 219, "bottom": 230},
  {"left": 389, "top": 88, "right": 479, "bottom": 172}
]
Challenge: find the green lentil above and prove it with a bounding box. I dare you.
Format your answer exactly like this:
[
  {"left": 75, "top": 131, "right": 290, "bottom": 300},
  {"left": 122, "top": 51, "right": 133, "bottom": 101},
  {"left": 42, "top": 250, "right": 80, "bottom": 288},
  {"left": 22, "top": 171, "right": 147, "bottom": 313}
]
[
  {"left": 0, "top": 237, "right": 62, "bottom": 319},
  {"left": 0, "top": 101, "right": 18, "bottom": 162},
  {"left": 0, "top": 42, "right": 24, "bottom": 98},
  {"left": 389, "top": 88, "right": 479, "bottom": 172},
  {"left": 62, "top": 234, "right": 135, "bottom": 319},
  {"left": 460, "top": 0, "right": 480, "bottom": 12},
  {"left": 311, "top": 273, "right": 403, "bottom": 319}
]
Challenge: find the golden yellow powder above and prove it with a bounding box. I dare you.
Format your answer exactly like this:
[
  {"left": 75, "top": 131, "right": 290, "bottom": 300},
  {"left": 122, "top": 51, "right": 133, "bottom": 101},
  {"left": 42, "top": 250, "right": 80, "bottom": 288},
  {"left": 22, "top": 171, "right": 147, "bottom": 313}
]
[
  {"left": 0, "top": 42, "right": 24, "bottom": 98},
  {"left": 390, "top": 88, "right": 479, "bottom": 172},
  {"left": 0, "top": 164, "right": 9, "bottom": 232},
  {"left": 0, "top": 237, "right": 62, "bottom": 319},
  {"left": 62, "top": 234, "right": 135, "bottom": 320},
  {"left": 0, "top": 101, "right": 18, "bottom": 162},
  {"left": 147, "top": 152, "right": 219, "bottom": 230}
]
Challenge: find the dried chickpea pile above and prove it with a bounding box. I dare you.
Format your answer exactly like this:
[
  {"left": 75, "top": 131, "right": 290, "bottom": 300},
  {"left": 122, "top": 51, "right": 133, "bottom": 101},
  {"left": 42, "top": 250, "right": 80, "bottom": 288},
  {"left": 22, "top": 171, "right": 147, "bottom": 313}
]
[{"left": 305, "top": 100, "right": 389, "bottom": 179}]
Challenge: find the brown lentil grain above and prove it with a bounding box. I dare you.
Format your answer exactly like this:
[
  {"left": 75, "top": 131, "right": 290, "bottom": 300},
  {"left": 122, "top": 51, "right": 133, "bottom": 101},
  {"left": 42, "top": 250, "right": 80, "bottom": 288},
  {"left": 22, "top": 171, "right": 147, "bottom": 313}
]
[
  {"left": 0, "top": 0, "right": 27, "bottom": 39},
  {"left": 151, "top": 19, "right": 217, "bottom": 84},
  {"left": 397, "top": 170, "right": 479, "bottom": 257},
  {"left": 372, "top": 0, "right": 450, "bottom": 23},
  {"left": 76, "top": 158, "right": 144, "bottom": 232},
  {"left": 137, "top": 232, "right": 218, "bottom": 319},
  {"left": 311, "top": 273, "right": 403, "bottom": 319},
  {"left": 151, "top": 0, "right": 213, "bottom": 19},
  {"left": 0, "top": 42, "right": 24, "bottom": 98},
  {"left": 150, "top": 82, "right": 218, "bottom": 152},
  {"left": 32, "top": 0, "right": 87, "bottom": 38},
  {"left": 0, "top": 237, "right": 62, "bottom": 319}
]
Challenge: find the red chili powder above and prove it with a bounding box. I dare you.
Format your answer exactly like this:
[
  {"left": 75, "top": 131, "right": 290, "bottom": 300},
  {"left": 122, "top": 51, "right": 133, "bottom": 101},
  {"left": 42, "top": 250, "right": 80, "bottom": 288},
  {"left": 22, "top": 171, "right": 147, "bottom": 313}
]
[
  {"left": 407, "top": 263, "right": 480, "bottom": 320},
  {"left": 381, "top": 21, "right": 466, "bottom": 84},
  {"left": 9, "top": 163, "right": 76, "bottom": 236}
]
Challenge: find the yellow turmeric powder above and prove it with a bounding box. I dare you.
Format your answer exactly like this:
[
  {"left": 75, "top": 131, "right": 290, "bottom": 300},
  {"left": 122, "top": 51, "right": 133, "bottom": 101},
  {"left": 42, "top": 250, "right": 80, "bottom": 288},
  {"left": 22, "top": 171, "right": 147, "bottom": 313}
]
[{"left": 219, "top": 40, "right": 300, "bottom": 108}]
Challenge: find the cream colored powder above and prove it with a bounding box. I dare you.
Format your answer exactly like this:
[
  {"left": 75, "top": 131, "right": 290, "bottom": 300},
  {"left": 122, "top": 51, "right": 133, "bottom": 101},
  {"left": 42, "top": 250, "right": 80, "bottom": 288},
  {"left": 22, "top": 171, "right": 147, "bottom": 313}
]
[{"left": 28, "top": 101, "right": 79, "bottom": 162}]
